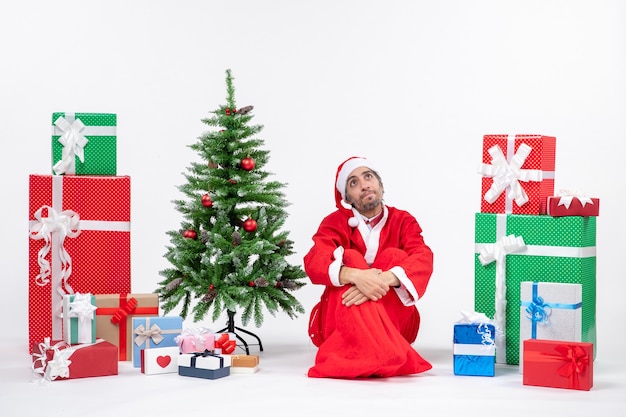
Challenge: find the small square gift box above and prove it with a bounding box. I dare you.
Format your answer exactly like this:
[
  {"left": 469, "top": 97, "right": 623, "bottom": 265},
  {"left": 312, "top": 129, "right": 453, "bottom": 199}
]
[
  {"left": 453, "top": 311, "right": 497, "bottom": 377},
  {"left": 523, "top": 339, "right": 593, "bottom": 391},
  {"left": 547, "top": 190, "right": 600, "bottom": 217},
  {"left": 141, "top": 346, "right": 180, "bottom": 375},
  {"left": 519, "top": 281, "right": 582, "bottom": 372},
  {"left": 51, "top": 112, "right": 117, "bottom": 175},
  {"left": 222, "top": 354, "right": 260, "bottom": 374},
  {"left": 214, "top": 332, "right": 237, "bottom": 354},
  {"left": 132, "top": 316, "right": 183, "bottom": 367},
  {"left": 175, "top": 327, "right": 215, "bottom": 354},
  {"left": 95, "top": 293, "right": 159, "bottom": 361},
  {"left": 63, "top": 293, "right": 97, "bottom": 344},
  {"left": 31, "top": 338, "right": 118, "bottom": 381},
  {"left": 478, "top": 134, "right": 556, "bottom": 215},
  {"left": 178, "top": 351, "right": 231, "bottom": 380}
]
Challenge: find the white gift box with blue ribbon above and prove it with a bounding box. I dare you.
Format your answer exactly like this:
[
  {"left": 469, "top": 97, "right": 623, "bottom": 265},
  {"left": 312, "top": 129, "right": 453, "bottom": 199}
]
[
  {"left": 453, "top": 318, "right": 496, "bottom": 377},
  {"left": 519, "top": 281, "right": 582, "bottom": 372}
]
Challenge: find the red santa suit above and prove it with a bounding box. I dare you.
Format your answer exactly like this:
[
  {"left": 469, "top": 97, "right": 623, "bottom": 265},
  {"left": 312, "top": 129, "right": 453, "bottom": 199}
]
[{"left": 304, "top": 157, "right": 434, "bottom": 379}]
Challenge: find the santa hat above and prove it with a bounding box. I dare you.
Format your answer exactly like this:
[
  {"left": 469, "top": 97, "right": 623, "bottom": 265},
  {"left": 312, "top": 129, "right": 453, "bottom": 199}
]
[{"left": 334, "top": 156, "right": 378, "bottom": 227}]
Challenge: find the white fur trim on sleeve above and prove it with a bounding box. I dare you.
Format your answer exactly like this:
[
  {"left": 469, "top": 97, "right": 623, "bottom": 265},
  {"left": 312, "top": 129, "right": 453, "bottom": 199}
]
[
  {"left": 329, "top": 246, "right": 345, "bottom": 287},
  {"left": 390, "top": 266, "right": 418, "bottom": 306}
]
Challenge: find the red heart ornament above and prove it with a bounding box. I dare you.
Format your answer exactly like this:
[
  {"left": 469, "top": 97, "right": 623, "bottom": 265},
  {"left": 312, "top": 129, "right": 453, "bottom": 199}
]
[{"left": 157, "top": 355, "right": 171, "bottom": 368}]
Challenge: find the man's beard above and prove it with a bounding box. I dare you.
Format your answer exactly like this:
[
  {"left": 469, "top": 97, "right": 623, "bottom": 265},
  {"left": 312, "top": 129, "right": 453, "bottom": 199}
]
[{"left": 360, "top": 197, "right": 381, "bottom": 212}]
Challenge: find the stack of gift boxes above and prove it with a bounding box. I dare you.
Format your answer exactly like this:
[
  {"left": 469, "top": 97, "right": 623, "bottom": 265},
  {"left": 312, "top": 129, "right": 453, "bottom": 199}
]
[
  {"left": 28, "top": 112, "right": 259, "bottom": 382},
  {"left": 453, "top": 134, "right": 597, "bottom": 391}
]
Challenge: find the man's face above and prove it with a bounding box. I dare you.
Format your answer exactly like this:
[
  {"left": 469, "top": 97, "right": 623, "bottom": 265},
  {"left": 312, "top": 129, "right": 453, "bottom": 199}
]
[{"left": 344, "top": 166, "right": 384, "bottom": 215}]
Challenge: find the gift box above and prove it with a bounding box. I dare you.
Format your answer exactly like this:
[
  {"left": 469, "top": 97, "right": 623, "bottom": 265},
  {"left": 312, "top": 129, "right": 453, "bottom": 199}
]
[
  {"left": 223, "top": 354, "right": 260, "bottom": 374},
  {"left": 141, "top": 346, "right": 180, "bottom": 375},
  {"left": 63, "top": 293, "right": 97, "bottom": 344},
  {"left": 51, "top": 112, "right": 117, "bottom": 175},
  {"left": 132, "top": 316, "right": 183, "bottom": 367},
  {"left": 175, "top": 327, "right": 215, "bottom": 353},
  {"left": 31, "top": 338, "right": 118, "bottom": 381},
  {"left": 178, "top": 352, "right": 231, "bottom": 380},
  {"left": 95, "top": 293, "right": 159, "bottom": 361},
  {"left": 474, "top": 212, "right": 596, "bottom": 365},
  {"left": 214, "top": 332, "right": 237, "bottom": 354},
  {"left": 453, "top": 323, "right": 496, "bottom": 377},
  {"left": 547, "top": 193, "right": 600, "bottom": 217},
  {"left": 523, "top": 339, "right": 593, "bottom": 391},
  {"left": 519, "top": 282, "right": 582, "bottom": 371},
  {"left": 478, "top": 134, "right": 556, "bottom": 215},
  {"left": 28, "top": 175, "right": 131, "bottom": 352}
]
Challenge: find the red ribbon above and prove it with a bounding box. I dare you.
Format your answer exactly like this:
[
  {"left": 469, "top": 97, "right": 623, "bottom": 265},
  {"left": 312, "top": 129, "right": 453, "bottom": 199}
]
[
  {"left": 215, "top": 333, "right": 236, "bottom": 354},
  {"left": 96, "top": 294, "right": 158, "bottom": 361},
  {"left": 526, "top": 343, "right": 590, "bottom": 389}
]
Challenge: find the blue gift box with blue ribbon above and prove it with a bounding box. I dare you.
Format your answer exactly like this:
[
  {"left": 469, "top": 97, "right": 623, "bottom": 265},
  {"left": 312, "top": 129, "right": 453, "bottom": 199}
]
[
  {"left": 453, "top": 322, "right": 496, "bottom": 377},
  {"left": 519, "top": 281, "right": 582, "bottom": 371}
]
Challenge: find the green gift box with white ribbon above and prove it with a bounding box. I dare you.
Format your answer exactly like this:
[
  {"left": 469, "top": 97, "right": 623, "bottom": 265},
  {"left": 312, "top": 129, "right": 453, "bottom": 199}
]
[
  {"left": 51, "top": 112, "right": 117, "bottom": 175},
  {"left": 474, "top": 213, "right": 596, "bottom": 365}
]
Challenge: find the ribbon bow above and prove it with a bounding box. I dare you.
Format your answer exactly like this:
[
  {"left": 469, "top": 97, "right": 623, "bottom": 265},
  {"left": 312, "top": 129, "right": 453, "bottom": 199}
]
[
  {"left": 524, "top": 295, "right": 552, "bottom": 325},
  {"left": 31, "top": 338, "right": 71, "bottom": 382},
  {"left": 67, "top": 292, "right": 97, "bottom": 323},
  {"left": 111, "top": 297, "right": 138, "bottom": 324},
  {"left": 134, "top": 323, "right": 164, "bottom": 346},
  {"left": 556, "top": 189, "right": 594, "bottom": 209},
  {"left": 555, "top": 344, "right": 590, "bottom": 389},
  {"left": 29, "top": 205, "right": 81, "bottom": 288},
  {"left": 52, "top": 116, "right": 89, "bottom": 175},
  {"left": 215, "top": 333, "right": 237, "bottom": 354},
  {"left": 478, "top": 143, "right": 543, "bottom": 207}
]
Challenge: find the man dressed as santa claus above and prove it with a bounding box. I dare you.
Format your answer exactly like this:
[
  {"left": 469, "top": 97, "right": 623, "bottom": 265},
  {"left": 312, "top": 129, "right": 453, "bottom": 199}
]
[{"left": 304, "top": 156, "right": 434, "bottom": 378}]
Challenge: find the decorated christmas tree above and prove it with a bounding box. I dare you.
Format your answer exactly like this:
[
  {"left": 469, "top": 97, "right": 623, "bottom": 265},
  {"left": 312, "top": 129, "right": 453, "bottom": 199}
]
[{"left": 156, "top": 69, "right": 306, "bottom": 339}]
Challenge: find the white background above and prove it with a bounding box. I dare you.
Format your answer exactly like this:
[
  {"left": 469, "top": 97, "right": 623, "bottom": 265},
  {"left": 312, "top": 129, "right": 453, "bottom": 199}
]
[{"left": 1, "top": 1, "right": 625, "bottom": 415}]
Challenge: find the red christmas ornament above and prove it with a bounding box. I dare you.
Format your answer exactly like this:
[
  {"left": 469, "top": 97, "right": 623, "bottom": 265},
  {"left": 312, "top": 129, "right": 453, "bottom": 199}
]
[
  {"left": 240, "top": 156, "right": 255, "bottom": 171},
  {"left": 225, "top": 108, "right": 231, "bottom": 116},
  {"left": 248, "top": 281, "right": 255, "bottom": 287},
  {"left": 227, "top": 178, "right": 237, "bottom": 185},
  {"left": 243, "top": 218, "right": 257, "bottom": 232},
  {"left": 183, "top": 229, "right": 197, "bottom": 240},
  {"left": 210, "top": 284, "right": 214, "bottom": 290},
  {"left": 201, "top": 193, "right": 213, "bottom": 207}
]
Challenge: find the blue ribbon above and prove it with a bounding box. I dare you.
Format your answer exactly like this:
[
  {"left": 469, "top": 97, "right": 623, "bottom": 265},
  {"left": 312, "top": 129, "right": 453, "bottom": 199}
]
[{"left": 520, "top": 282, "right": 582, "bottom": 338}]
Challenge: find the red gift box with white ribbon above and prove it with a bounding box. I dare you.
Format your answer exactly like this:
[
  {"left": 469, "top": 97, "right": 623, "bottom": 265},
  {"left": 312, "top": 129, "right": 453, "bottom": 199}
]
[
  {"left": 478, "top": 134, "right": 556, "bottom": 215},
  {"left": 547, "top": 190, "right": 600, "bottom": 217},
  {"left": 28, "top": 175, "right": 131, "bottom": 353}
]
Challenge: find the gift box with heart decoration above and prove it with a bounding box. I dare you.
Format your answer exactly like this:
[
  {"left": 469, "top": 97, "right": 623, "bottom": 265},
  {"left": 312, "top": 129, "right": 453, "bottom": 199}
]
[
  {"left": 132, "top": 316, "right": 183, "bottom": 367},
  {"left": 140, "top": 346, "right": 180, "bottom": 375}
]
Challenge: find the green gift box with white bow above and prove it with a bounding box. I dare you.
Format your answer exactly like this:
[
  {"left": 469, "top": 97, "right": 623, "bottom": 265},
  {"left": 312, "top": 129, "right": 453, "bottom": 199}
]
[
  {"left": 51, "top": 112, "right": 117, "bottom": 175},
  {"left": 474, "top": 213, "right": 596, "bottom": 365}
]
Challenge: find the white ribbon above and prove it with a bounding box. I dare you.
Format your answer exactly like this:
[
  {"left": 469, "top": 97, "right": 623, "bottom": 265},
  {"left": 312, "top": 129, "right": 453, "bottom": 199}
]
[
  {"left": 32, "top": 338, "right": 104, "bottom": 382},
  {"left": 477, "top": 234, "right": 526, "bottom": 363},
  {"left": 52, "top": 115, "right": 89, "bottom": 175},
  {"left": 478, "top": 141, "right": 543, "bottom": 210},
  {"left": 66, "top": 293, "right": 97, "bottom": 344},
  {"left": 28, "top": 205, "right": 80, "bottom": 289},
  {"left": 175, "top": 327, "right": 214, "bottom": 351},
  {"left": 556, "top": 189, "right": 594, "bottom": 209}
]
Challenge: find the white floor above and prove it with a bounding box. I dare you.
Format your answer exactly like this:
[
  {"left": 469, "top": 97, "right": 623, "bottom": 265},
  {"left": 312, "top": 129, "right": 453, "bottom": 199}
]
[{"left": 2, "top": 331, "right": 624, "bottom": 417}]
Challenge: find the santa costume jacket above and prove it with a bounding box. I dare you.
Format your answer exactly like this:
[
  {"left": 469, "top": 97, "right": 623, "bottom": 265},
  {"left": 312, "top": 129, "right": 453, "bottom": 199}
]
[{"left": 304, "top": 204, "right": 434, "bottom": 378}]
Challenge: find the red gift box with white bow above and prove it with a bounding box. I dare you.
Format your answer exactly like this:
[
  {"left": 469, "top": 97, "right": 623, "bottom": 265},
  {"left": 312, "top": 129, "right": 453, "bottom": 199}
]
[
  {"left": 547, "top": 191, "right": 600, "bottom": 217},
  {"left": 478, "top": 134, "right": 556, "bottom": 215},
  {"left": 28, "top": 175, "right": 131, "bottom": 353}
]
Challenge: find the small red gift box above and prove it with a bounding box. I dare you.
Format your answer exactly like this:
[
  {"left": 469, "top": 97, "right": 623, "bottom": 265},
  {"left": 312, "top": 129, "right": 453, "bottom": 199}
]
[
  {"left": 547, "top": 193, "right": 600, "bottom": 217},
  {"left": 523, "top": 339, "right": 593, "bottom": 391},
  {"left": 28, "top": 175, "right": 131, "bottom": 352},
  {"left": 31, "top": 338, "right": 118, "bottom": 381},
  {"left": 479, "top": 134, "right": 556, "bottom": 215}
]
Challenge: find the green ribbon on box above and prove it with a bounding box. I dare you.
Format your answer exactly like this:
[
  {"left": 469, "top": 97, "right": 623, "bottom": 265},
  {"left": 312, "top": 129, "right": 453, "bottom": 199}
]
[
  {"left": 474, "top": 213, "right": 596, "bottom": 365},
  {"left": 52, "top": 112, "right": 117, "bottom": 175}
]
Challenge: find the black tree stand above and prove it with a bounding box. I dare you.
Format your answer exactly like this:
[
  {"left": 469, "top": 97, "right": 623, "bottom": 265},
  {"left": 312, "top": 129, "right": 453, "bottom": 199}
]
[{"left": 217, "top": 310, "right": 264, "bottom": 355}]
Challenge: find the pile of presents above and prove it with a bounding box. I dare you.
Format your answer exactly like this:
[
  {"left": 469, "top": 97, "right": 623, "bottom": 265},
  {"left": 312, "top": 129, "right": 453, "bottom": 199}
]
[
  {"left": 28, "top": 113, "right": 259, "bottom": 382},
  {"left": 453, "top": 134, "right": 598, "bottom": 391}
]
